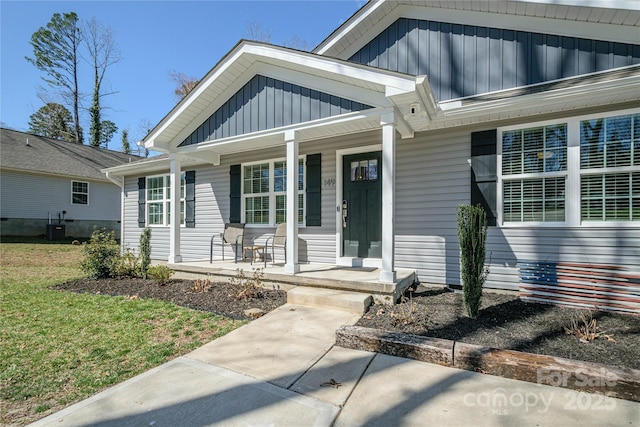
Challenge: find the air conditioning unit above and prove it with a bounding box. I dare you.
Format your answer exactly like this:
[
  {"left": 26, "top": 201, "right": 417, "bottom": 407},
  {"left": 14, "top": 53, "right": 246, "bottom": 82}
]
[{"left": 46, "top": 224, "right": 66, "bottom": 240}]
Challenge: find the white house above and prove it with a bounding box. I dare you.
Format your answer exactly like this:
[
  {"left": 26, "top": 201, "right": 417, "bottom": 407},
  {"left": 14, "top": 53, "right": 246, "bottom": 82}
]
[
  {"left": 0, "top": 128, "right": 139, "bottom": 239},
  {"left": 104, "top": 0, "right": 640, "bottom": 311}
]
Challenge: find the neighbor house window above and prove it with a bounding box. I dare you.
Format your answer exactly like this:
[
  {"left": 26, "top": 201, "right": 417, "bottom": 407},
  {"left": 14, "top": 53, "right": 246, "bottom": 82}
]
[
  {"left": 71, "top": 181, "right": 89, "bottom": 205},
  {"left": 580, "top": 113, "right": 639, "bottom": 221},
  {"left": 501, "top": 124, "right": 567, "bottom": 222},
  {"left": 243, "top": 157, "right": 304, "bottom": 226},
  {"left": 146, "top": 174, "right": 185, "bottom": 226}
]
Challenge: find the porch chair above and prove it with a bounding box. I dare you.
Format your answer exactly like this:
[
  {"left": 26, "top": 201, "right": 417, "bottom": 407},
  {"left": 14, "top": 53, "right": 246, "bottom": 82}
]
[
  {"left": 263, "top": 222, "right": 287, "bottom": 268},
  {"left": 210, "top": 223, "right": 245, "bottom": 264}
]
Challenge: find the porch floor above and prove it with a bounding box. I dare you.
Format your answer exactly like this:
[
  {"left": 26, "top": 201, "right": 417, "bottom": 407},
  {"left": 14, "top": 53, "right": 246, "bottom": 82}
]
[{"left": 167, "top": 260, "right": 417, "bottom": 304}]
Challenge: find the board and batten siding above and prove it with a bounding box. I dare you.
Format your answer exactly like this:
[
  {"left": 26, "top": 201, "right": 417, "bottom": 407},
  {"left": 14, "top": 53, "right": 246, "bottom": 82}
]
[
  {"left": 179, "top": 75, "right": 373, "bottom": 147},
  {"left": 1, "top": 171, "right": 121, "bottom": 220},
  {"left": 349, "top": 18, "right": 640, "bottom": 102}
]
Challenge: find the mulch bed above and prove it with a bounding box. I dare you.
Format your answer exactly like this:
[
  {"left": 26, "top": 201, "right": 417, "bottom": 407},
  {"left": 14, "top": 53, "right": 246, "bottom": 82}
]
[
  {"left": 54, "top": 277, "right": 287, "bottom": 320},
  {"left": 54, "top": 279, "right": 640, "bottom": 371},
  {"left": 356, "top": 285, "right": 640, "bottom": 370}
]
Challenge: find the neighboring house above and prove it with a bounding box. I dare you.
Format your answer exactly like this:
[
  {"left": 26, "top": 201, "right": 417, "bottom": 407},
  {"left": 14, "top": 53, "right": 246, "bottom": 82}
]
[
  {"left": 105, "top": 0, "right": 639, "bottom": 310},
  {"left": 0, "top": 128, "right": 140, "bottom": 239}
]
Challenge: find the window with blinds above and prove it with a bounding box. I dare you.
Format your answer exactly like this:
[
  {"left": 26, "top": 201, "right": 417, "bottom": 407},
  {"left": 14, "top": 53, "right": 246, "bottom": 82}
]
[
  {"left": 502, "top": 124, "right": 567, "bottom": 223},
  {"left": 243, "top": 158, "right": 305, "bottom": 226},
  {"left": 146, "top": 174, "right": 185, "bottom": 226},
  {"left": 580, "top": 114, "right": 639, "bottom": 221}
]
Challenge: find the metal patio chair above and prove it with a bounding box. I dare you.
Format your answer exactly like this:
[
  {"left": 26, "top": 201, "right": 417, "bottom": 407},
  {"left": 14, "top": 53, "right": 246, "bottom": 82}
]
[
  {"left": 210, "top": 223, "right": 245, "bottom": 263},
  {"left": 263, "top": 222, "right": 287, "bottom": 268}
]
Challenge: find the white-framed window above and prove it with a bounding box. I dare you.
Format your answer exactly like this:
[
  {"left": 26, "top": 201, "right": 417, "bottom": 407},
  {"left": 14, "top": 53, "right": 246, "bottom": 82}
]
[
  {"left": 580, "top": 113, "right": 639, "bottom": 222},
  {"left": 501, "top": 123, "right": 568, "bottom": 223},
  {"left": 242, "top": 157, "right": 305, "bottom": 226},
  {"left": 146, "top": 174, "right": 185, "bottom": 226},
  {"left": 498, "top": 108, "right": 639, "bottom": 226},
  {"left": 71, "top": 181, "right": 89, "bottom": 205}
]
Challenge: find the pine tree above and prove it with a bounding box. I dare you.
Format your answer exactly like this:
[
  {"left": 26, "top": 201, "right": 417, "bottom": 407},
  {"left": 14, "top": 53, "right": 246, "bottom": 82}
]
[
  {"left": 28, "top": 103, "right": 75, "bottom": 141},
  {"left": 26, "top": 12, "right": 83, "bottom": 143}
]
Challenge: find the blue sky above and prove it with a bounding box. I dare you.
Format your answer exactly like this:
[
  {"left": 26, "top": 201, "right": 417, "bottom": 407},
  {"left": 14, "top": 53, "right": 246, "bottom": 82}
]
[{"left": 1, "top": 0, "right": 363, "bottom": 149}]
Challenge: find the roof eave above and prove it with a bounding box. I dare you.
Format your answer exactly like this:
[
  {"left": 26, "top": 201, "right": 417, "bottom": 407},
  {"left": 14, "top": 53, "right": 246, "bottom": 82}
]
[{"left": 429, "top": 72, "right": 640, "bottom": 129}]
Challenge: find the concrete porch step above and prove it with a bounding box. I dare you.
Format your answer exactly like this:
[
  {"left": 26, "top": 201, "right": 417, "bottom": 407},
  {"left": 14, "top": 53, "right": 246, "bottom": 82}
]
[{"left": 287, "top": 287, "right": 373, "bottom": 314}]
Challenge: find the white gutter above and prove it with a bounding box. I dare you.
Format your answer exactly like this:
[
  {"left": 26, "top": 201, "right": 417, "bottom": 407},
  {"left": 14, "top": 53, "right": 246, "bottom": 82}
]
[{"left": 104, "top": 170, "right": 124, "bottom": 188}]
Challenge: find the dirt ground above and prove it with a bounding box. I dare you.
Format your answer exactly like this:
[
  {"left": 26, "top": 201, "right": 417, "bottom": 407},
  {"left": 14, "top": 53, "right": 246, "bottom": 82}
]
[
  {"left": 54, "top": 277, "right": 287, "bottom": 320},
  {"left": 54, "top": 279, "right": 640, "bottom": 370},
  {"left": 357, "top": 285, "right": 640, "bottom": 370}
]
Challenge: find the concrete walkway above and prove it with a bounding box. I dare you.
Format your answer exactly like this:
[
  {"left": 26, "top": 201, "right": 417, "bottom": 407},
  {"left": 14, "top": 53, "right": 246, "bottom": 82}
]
[{"left": 30, "top": 304, "right": 640, "bottom": 427}]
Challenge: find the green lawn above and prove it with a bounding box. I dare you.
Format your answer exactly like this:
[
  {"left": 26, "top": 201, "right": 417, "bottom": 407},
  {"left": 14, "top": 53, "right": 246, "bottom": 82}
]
[{"left": 0, "top": 239, "right": 243, "bottom": 426}]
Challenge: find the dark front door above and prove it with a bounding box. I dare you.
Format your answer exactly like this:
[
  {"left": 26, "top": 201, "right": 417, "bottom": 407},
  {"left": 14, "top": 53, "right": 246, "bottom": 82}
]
[{"left": 342, "top": 151, "right": 382, "bottom": 258}]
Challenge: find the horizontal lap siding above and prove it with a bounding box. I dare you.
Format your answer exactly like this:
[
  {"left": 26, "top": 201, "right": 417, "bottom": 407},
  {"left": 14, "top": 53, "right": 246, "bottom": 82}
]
[
  {"left": 1, "top": 171, "right": 120, "bottom": 221},
  {"left": 179, "top": 165, "right": 228, "bottom": 261},
  {"left": 302, "top": 131, "right": 381, "bottom": 263},
  {"left": 486, "top": 227, "right": 640, "bottom": 291},
  {"left": 122, "top": 177, "right": 168, "bottom": 260},
  {"left": 394, "top": 129, "right": 640, "bottom": 292},
  {"left": 395, "top": 131, "right": 469, "bottom": 285},
  {"left": 122, "top": 130, "right": 639, "bottom": 286}
]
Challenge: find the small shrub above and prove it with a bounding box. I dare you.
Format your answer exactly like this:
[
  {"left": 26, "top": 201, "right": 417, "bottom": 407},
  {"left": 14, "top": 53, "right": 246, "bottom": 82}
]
[
  {"left": 113, "top": 248, "right": 140, "bottom": 278},
  {"left": 457, "top": 204, "right": 489, "bottom": 318},
  {"left": 190, "top": 279, "right": 212, "bottom": 293},
  {"left": 391, "top": 292, "right": 420, "bottom": 326},
  {"left": 564, "top": 311, "right": 615, "bottom": 343},
  {"left": 230, "top": 268, "right": 264, "bottom": 300},
  {"left": 139, "top": 227, "right": 151, "bottom": 279},
  {"left": 147, "top": 265, "right": 174, "bottom": 285},
  {"left": 80, "top": 229, "right": 120, "bottom": 279}
]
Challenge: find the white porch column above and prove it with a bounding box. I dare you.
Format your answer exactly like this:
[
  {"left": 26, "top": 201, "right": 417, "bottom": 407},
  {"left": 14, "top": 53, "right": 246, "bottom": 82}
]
[
  {"left": 380, "top": 112, "right": 397, "bottom": 283},
  {"left": 284, "top": 130, "right": 300, "bottom": 274},
  {"left": 168, "top": 153, "right": 182, "bottom": 263}
]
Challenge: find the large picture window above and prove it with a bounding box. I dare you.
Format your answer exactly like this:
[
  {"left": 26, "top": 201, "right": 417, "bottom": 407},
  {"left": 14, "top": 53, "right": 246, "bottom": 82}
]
[
  {"left": 499, "top": 109, "right": 639, "bottom": 226},
  {"left": 146, "top": 174, "right": 185, "bottom": 226},
  {"left": 501, "top": 124, "right": 567, "bottom": 222},
  {"left": 243, "top": 157, "right": 305, "bottom": 226}
]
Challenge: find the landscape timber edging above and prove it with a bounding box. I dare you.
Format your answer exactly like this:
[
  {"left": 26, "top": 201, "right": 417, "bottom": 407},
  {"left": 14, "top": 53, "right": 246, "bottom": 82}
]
[{"left": 335, "top": 325, "right": 640, "bottom": 402}]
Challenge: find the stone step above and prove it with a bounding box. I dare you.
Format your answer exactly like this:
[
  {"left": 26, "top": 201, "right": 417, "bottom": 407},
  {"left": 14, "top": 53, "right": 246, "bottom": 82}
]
[{"left": 287, "top": 287, "right": 373, "bottom": 314}]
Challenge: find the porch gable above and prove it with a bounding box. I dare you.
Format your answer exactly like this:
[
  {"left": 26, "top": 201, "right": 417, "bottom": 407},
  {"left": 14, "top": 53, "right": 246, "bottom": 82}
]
[{"left": 179, "top": 75, "right": 373, "bottom": 147}]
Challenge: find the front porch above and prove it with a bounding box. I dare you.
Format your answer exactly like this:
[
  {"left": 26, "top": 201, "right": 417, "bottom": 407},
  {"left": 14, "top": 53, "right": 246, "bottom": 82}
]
[{"left": 167, "top": 260, "right": 417, "bottom": 304}]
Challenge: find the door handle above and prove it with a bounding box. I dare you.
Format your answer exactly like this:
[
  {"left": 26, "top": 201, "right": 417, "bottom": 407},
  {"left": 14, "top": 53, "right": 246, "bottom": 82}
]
[{"left": 342, "top": 200, "right": 348, "bottom": 228}]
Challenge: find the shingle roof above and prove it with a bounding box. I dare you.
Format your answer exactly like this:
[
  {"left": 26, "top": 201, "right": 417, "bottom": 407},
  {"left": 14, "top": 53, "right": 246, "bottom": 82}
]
[{"left": 0, "top": 128, "right": 142, "bottom": 181}]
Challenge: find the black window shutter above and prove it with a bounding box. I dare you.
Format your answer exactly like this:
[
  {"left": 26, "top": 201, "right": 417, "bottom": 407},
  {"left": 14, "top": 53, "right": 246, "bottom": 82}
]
[
  {"left": 471, "top": 130, "right": 497, "bottom": 226},
  {"left": 306, "top": 153, "right": 321, "bottom": 226},
  {"left": 185, "top": 170, "right": 196, "bottom": 228},
  {"left": 229, "top": 165, "right": 241, "bottom": 223},
  {"left": 138, "top": 177, "right": 146, "bottom": 227}
]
